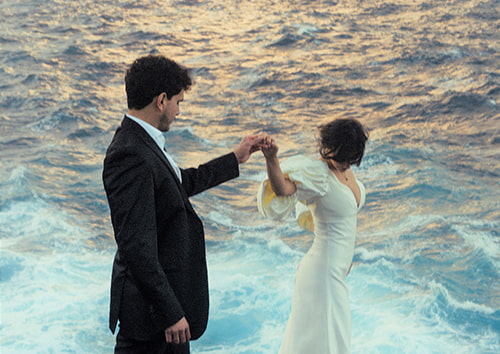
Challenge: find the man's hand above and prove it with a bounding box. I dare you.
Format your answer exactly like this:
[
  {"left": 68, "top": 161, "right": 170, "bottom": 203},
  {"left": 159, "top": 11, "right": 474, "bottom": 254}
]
[
  {"left": 233, "top": 133, "right": 267, "bottom": 164},
  {"left": 165, "top": 317, "right": 191, "bottom": 344}
]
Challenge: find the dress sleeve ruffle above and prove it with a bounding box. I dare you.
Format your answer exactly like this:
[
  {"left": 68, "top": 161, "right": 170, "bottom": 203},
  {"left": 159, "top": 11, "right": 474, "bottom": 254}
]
[{"left": 257, "top": 155, "right": 329, "bottom": 224}]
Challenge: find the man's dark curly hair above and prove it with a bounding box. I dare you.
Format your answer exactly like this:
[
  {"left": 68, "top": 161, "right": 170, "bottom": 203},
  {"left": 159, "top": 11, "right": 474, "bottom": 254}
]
[
  {"left": 125, "top": 55, "right": 193, "bottom": 110},
  {"left": 318, "top": 118, "right": 369, "bottom": 166}
]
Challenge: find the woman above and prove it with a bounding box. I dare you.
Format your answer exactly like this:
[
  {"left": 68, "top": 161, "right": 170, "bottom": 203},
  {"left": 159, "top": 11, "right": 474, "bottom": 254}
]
[{"left": 257, "top": 118, "right": 369, "bottom": 354}]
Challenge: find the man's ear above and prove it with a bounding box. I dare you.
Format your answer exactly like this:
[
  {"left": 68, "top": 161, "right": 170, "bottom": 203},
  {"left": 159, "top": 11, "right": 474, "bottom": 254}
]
[{"left": 155, "top": 93, "right": 168, "bottom": 110}]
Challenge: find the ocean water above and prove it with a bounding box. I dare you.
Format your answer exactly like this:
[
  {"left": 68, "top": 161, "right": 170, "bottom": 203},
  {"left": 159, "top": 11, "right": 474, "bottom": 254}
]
[{"left": 1, "top": 0, "right": 499, "bottom": 353}]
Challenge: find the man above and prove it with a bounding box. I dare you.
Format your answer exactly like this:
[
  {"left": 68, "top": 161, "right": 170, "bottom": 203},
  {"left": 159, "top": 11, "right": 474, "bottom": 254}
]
[{"left": 103, "top": 54, "right": 262, "bottom": 353}]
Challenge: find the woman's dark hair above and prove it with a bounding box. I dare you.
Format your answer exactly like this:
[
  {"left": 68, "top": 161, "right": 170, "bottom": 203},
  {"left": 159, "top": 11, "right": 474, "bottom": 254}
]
[
  {"left": 318, "top": 118, "right": 369, "bottom": 166},
  {"left": 125, "top": 55, "right": 193, "bottom": 110}
]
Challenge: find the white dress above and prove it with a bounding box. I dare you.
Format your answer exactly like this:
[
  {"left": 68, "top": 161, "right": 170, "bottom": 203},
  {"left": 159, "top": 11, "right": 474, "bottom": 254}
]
[{"left": 257, "top": 155, "right": 365, "bottom": 354}]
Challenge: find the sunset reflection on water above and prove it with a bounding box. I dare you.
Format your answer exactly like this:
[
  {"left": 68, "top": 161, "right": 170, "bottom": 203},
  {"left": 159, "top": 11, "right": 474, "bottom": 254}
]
[{"left": 1, "top": 0, "right": 498, "bottom": 352}]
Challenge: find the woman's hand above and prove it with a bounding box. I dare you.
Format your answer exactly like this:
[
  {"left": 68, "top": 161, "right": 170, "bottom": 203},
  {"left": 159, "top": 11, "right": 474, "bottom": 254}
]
[
  {"left": 261, "top": 135, "right": 279, "bottom": 159},
  {"left": 261, "top": 135, "right": 297, "bottom": 197}
]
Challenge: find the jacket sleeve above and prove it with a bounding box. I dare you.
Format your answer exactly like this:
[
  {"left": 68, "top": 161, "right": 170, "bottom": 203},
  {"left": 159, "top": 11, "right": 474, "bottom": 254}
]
[{"left": 181, "top": 152, "right": 239, "bottom": 197}]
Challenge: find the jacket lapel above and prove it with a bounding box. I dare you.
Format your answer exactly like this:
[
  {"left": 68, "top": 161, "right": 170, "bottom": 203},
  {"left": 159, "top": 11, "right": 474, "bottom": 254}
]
[{"left": 121, "top": 116, "right": 183, "bottom": 190}]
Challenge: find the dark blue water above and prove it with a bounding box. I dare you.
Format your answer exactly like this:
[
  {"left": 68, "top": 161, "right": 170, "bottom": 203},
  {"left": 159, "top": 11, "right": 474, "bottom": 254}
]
[{"left": 1, "top": 0, "right": 499, "bottom": 353}]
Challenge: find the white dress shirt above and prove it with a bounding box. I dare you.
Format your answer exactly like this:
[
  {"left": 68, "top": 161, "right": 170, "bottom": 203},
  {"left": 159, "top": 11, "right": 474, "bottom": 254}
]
[{"left": 126, "top": 114, "right": 182, "bottom": 183}]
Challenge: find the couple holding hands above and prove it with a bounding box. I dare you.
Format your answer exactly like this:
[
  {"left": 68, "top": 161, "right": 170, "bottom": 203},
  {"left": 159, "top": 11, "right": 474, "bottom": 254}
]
[{"left": 103, "top": 54, "right": 368, "bottom": 354}]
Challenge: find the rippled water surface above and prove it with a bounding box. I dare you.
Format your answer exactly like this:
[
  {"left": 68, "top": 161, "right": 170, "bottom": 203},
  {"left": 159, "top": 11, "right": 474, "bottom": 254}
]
[{"left": 1, "top": 0, "right": 499, "bottom": 353}]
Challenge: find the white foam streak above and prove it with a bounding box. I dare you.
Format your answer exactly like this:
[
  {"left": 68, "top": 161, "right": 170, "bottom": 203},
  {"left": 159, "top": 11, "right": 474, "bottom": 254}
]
[
  {"left": 452, "top": 220, "right": 500, "bottom": 262},
  {"left": 1, "top": 193, "right": 115, "bottom": 352},
  {"left": 1, "top": 250, "right": 114, "bottom": 353},
  {"left": 428, "top": 280, "right": 496, "bottom": 315},
  {"left": 349, "top": 269, "right": 490, "bottom": 354},
  {"left": 195, "top": 231, "right": 300, "bottom": 353}
]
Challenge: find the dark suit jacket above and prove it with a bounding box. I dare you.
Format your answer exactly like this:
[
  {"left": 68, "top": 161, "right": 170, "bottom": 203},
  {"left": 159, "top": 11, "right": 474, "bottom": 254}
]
[{"left": 103, "top": 116, "right": 239, "bottom": 340}]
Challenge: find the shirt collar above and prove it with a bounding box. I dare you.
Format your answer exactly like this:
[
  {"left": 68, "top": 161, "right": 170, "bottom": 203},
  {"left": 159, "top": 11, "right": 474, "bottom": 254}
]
[
  {"left": 126, "top": 114, "right": 165, "bottom": 150},
  {"left": 125, "top": 114, "right": 182, "bottom": 183}
]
